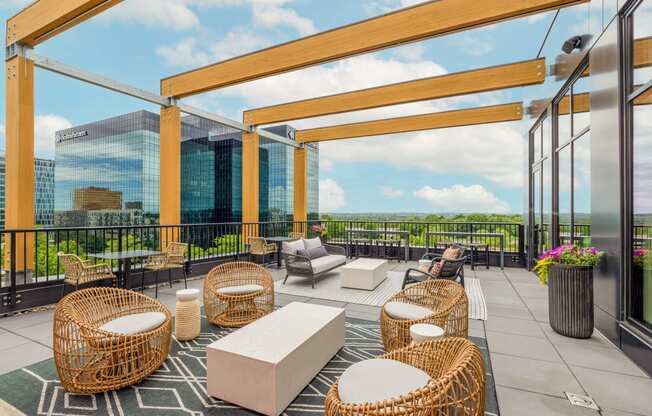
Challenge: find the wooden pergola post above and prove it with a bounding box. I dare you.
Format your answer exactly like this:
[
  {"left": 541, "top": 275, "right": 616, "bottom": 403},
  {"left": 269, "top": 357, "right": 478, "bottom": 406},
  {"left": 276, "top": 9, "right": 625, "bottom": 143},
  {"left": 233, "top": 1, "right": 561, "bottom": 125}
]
[
  {"left": 4, "top": 54, "right": 35, "bottom": 271},
  {"left": 160, "top": 105, "right": 181, "bottom": 246},
  {"left": 293, "top": 147, "right": 308, "bottom": 234},
  {"left": 242, "top": 130, "right": 260, "bottom": 239}
]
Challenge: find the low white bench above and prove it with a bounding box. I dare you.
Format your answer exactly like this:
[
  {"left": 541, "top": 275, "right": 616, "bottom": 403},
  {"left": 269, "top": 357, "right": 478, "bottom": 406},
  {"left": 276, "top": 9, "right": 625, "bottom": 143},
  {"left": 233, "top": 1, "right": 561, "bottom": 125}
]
[
  {"left": 207, "top": 302, "right": 345, "bottom": 416},
  {"left": 340, "top": 258, "right": 389, "bottom": 290}
]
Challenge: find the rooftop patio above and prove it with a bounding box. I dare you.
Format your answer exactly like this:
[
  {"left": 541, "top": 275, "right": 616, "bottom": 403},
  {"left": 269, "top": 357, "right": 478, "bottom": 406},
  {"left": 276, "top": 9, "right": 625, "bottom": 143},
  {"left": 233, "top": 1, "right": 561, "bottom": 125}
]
[
  {"left": 3, "top": 0, "right": 652, "bottom": 414},
  {"left": 0, "top": 258, "right": 650, "bottom": 416}
]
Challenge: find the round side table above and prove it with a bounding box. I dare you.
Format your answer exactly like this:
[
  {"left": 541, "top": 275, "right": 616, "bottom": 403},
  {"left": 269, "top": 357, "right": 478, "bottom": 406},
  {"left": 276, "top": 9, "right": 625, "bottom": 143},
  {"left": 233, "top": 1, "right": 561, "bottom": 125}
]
[
  {"left": 175, "top": 288, "right": 200, "bottom": 341},
  {"left": 410, "top": 323, "right": 444, "bottom": 345}
]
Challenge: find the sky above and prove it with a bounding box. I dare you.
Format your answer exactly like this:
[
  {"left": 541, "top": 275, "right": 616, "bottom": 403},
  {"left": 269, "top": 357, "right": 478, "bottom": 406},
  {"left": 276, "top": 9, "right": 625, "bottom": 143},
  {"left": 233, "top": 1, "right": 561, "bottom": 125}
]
[{"left": 0, "top": 0, "right": 593, "bottom": 215}]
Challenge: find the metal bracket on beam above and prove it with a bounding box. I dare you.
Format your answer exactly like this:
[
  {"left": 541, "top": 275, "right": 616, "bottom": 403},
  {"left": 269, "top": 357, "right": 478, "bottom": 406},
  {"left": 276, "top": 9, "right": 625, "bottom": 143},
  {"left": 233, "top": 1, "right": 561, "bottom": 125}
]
[
  {"left": 5, "top": 42, "right": 30, "bottom": 61},
  {"left": 257, "top": 128, "right": 301, "bottom": 148}
]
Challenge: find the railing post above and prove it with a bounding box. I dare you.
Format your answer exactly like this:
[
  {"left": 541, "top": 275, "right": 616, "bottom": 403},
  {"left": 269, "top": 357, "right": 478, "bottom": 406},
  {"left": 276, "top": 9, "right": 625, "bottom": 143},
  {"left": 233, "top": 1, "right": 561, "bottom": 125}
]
[
  {"left": 9, "top": 232, "right": 17, "bottom": 306},
  {"left": 518, "top": 224, "right": 525, "bottom": 265}
]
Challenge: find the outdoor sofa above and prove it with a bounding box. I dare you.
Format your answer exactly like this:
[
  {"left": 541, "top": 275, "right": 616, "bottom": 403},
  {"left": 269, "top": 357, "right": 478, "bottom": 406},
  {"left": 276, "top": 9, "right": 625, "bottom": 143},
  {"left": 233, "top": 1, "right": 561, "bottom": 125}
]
[{"left": 282, "top": 237, "right": 346, "bottom": 288}]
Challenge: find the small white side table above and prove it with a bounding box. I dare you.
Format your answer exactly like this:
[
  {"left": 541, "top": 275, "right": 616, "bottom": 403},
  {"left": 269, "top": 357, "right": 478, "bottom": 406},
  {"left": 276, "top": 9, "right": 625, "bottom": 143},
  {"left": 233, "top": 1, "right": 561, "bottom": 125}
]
[
  {"left": 175, "top": 288, "right": 200, "bottom": 341},
  {"left": 410, "top": 323, "right": 444, "bottom": 345}
]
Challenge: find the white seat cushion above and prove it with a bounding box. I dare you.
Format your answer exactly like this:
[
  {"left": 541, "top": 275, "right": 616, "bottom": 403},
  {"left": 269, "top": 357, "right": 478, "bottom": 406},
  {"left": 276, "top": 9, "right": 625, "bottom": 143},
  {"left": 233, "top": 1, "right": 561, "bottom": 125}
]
[
  {"left": 282, "top": 239, "right": 305, "bottom": 254},
  {"left": 338, "top": 359, "right": 430, "bottom": 404},
  {"left": 303, "top": 237, "right": 322, "bottom": 250},
  {"left": 217, "top": 284, "right": 264, "bottom": 295},
  {"left": 384, "top": 301, "right": 433, "bottom": 320},
  {"left": 310, "top": 255, "right": 346, "bottom": 274},
  {"left": 99, "top": 312, "right": 166, "bottom": 336},
  {"left": 176, "top": 288, "right": 199, "bottom": 301}
]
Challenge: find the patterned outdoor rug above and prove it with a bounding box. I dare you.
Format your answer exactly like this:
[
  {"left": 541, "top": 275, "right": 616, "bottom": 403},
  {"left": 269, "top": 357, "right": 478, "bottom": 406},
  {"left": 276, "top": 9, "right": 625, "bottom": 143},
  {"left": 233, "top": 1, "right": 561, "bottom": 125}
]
[
  {"left": 0, "top": 315, "right": 499, "bottom": 416},
  {"left": 276, "top": 271, "right": 488, "bottom": 320}
]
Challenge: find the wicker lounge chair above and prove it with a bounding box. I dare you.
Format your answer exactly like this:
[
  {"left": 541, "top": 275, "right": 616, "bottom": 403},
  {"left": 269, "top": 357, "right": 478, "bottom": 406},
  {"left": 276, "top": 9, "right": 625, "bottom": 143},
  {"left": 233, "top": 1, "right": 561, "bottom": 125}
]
[
  {"left": 324, "top": 337, "right": 485, "bottom": 416},
  {"left": 381, "top": 279, "right": 468, "bottom": 352},
  {"left": 248, "top": 237, "right": 277, "bottom": 265},
  {"left": 58, "top": 252, "right": 116, "bottom": 296},
  {"left": 203, "top": 261, "right": 274, "bottom": 327},
  {"left": 288, "top": 232, "right": 304, "bottom": 240},
  {"left": 53, "top": 287, "right": 172, "bottom": 394}
]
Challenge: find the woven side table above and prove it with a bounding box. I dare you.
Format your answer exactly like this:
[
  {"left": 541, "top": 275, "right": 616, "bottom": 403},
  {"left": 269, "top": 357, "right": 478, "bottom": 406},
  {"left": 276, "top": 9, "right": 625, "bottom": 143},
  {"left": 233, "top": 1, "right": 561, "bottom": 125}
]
[{"left": 175, "top": 289, "right": 200, "bottom": 341}]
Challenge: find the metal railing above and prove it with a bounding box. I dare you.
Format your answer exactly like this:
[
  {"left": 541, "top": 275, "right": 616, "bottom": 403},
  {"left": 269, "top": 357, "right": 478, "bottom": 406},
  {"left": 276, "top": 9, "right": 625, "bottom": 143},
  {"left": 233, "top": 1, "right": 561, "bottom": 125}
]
[{"left": 0, "top": 220, "right": 526, "bottom": 313}]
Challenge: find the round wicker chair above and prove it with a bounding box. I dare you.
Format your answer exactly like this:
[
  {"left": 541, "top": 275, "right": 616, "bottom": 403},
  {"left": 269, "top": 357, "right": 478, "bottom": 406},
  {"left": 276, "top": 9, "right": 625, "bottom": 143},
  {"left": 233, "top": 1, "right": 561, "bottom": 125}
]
[
  {"left": 53, "top": 287, "right": 172, "bottom": 394},
  {"left": 324, "top": 337, "right": 485, "bottom": 416},
  {"left": 381, "top": 279, "right": 468, "bottom": 352},
  {"left": 203, "top": 261, "right": 274, "bottom": 327}
]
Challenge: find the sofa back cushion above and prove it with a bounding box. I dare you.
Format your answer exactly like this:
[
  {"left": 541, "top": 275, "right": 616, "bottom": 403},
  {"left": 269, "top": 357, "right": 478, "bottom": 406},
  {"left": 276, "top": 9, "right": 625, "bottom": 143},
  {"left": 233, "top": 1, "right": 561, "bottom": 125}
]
[
  {"left": 297, "top": 246, "right": 328, "bottom": 259},
  {"left": 283, "top": 239, "right": 305, "bottom": 254},
  {"left": 304, "top": 237, "right": 323, "bottom": 250}
]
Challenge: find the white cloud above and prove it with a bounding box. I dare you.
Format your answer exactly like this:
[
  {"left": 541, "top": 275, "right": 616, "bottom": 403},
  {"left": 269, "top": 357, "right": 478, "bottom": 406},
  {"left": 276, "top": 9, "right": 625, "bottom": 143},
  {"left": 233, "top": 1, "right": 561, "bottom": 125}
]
[
  {"left": 393, "top": 43, "right": 426, "bottom": 61},
  {"left": 252, "top": 3, "right": 316, "bottom": 35},
  {"left": 414, "top": 184, "right": 510, "bottom": 213},
  {"left": 157, "top": 27, "right": 272, "bottom": 66},
  {"left": 318, "top": 121, "right": 526, "bottom": 188},
  {"left": 0, "top": 116, "right": 72, "bottom": 159},
  {"left": 35, "top": 115, "right": 73, "bottom": 159},
  {"left": 221, "top": 54, "right": 448, "bottom": 110},
  {"left": 156, "top": 37, "right": 213, "bottom": 66},
  {"left": 101, "top": 0, "right": 200, "bottom": 30},
  {"left": 319, "top": 179, "right": 345, "bottom": 212},
  {"left": 380, "top": 186, "right": 403, "bottom": 198}
]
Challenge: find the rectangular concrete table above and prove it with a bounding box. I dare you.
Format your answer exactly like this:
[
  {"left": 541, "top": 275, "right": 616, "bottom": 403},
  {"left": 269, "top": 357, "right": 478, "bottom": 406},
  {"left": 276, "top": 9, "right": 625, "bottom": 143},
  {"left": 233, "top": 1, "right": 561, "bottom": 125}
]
[
  {"left": 340, "top": 258, "right": 388, "bottom": 290},
  {"left": 207, "top": 302, "right": 345, "bottom": 416}
]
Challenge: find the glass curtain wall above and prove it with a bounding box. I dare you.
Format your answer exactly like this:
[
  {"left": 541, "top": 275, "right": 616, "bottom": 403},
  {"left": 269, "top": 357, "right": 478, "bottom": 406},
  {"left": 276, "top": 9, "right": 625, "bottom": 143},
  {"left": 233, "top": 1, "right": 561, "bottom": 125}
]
[
  {"left": 529, "top": 114, "right": 552, "bottom": 263},
  {"left": 625, "top": 0, "right": 652, "bottom": 331},
  {"left": 553, "top": 62, "right": 592, "bottom": 247}
]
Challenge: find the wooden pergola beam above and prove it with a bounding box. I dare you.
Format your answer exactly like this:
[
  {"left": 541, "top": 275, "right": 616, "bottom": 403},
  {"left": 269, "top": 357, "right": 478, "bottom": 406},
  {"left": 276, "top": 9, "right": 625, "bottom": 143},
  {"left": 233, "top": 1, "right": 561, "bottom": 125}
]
[
  {"left": 295, "top": 103, "right": 523, "bottom": 143},
  {"left": 160, "top": 0, "right": 584, "bottom": 98},
  {"left": 244, "top": 59, "right": 544, "bottom": 126},
  {"left": 6, "top": 0, "right": 122, "bottom": 47}
]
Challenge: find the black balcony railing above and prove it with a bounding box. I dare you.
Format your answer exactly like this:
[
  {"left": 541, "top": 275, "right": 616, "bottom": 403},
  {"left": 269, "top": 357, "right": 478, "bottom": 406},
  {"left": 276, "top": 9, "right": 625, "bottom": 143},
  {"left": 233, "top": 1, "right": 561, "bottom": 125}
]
[{"left": 0, "top": 220, "right": 526, "bottom": 314}]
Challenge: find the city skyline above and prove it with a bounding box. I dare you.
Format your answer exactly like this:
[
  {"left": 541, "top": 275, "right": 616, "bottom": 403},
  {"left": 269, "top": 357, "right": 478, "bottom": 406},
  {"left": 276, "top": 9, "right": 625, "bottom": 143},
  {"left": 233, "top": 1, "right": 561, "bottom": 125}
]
[{"left": 0, "top": 0, "right": 587, "bottom": 215}]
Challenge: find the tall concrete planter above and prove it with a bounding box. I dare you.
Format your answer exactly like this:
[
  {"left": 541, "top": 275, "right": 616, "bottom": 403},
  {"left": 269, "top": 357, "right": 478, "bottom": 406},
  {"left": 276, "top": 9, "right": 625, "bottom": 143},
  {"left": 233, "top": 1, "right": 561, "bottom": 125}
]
[{"left": 548, "top": 264, "right": 594, "bottom": 338}]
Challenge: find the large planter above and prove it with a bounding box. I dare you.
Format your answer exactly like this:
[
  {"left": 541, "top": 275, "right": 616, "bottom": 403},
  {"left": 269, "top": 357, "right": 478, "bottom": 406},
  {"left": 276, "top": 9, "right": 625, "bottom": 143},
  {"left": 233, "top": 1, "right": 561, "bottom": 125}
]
[{"left": 548, "top": 264, "right": 594, "bottom": 338}]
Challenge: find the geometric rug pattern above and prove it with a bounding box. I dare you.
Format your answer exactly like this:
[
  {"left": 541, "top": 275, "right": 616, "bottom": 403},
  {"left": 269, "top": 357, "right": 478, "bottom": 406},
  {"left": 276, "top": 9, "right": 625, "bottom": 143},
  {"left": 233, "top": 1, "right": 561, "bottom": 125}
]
[{"left": 0, "top": 315, "right": 499, "bottom": 415}]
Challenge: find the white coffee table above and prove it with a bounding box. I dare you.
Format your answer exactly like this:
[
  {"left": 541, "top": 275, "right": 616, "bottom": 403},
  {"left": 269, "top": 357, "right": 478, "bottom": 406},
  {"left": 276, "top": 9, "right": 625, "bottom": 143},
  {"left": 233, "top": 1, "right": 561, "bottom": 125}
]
[
  {"left": 207, "top": 302, "right": 345, "bottom": 416},
  {"left": 340, "top": 258, "right": 388, "bottom": 290}
]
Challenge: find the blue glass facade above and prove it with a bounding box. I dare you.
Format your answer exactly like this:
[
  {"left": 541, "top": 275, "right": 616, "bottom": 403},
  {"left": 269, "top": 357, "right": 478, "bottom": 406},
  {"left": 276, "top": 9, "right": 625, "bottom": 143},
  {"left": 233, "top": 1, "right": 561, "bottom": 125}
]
[
  {"left": 0, "top": 156, "right": 55, "bottom": 228},
  {"left": 54, "top": 111, "right": 283, "bottom": 226}
]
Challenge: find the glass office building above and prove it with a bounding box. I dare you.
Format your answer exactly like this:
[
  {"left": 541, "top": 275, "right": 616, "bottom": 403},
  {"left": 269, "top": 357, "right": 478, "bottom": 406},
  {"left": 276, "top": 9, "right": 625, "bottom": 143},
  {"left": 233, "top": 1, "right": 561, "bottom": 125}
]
[
  {"left": 259, "top": 125, "right": 319, "bottom": 222},
  {"left": 53, "top": 111, "right": 306, "bottom": 226},
  {"left": 0, "top": 156, "right": 55, "bottom": 228},
  {"left": 54, "top": 111, "right": 160, "bottom": 226}
]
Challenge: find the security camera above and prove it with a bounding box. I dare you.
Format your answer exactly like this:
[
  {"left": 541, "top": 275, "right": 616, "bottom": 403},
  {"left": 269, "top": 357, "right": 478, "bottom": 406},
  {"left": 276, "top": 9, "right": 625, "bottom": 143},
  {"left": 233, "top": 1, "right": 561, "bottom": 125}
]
[{"left": 562, "top": 36, "right": 584, "bottom": 54}]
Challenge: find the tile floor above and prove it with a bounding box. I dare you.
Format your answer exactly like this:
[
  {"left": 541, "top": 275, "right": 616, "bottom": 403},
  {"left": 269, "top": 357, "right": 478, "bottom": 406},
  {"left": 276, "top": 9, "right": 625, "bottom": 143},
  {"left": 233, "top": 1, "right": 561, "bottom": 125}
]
[{"left": 0, "top": 261, "right": 651, "bottom": 415}]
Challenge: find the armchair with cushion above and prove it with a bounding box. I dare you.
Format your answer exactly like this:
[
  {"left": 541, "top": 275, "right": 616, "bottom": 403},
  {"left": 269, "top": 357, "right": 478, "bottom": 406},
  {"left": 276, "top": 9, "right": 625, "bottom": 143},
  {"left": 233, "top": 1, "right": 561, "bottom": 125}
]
[
  {"left": 381, "top": 279, "right": 468, "bottom": 352},
  {"left": 248, "top": 237, "right": 276, "bottom": 265},
  {"left": 324, "top": 337, "right": 485, "bottom": 416},
  {"left": 142, "top": 242, "right": 188, "bottom": 297},
  {"left": 403, "top": 256, "right": 467, "bottom": 289},
  {"left": 58, "top": 252, "right": 116, "bottom": 296},
  {"left": 282, "top": 237, "right": 347, "bottom": 288},
  {"left": 423, "top": 243, "right": 466, "bottom": 263}
]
